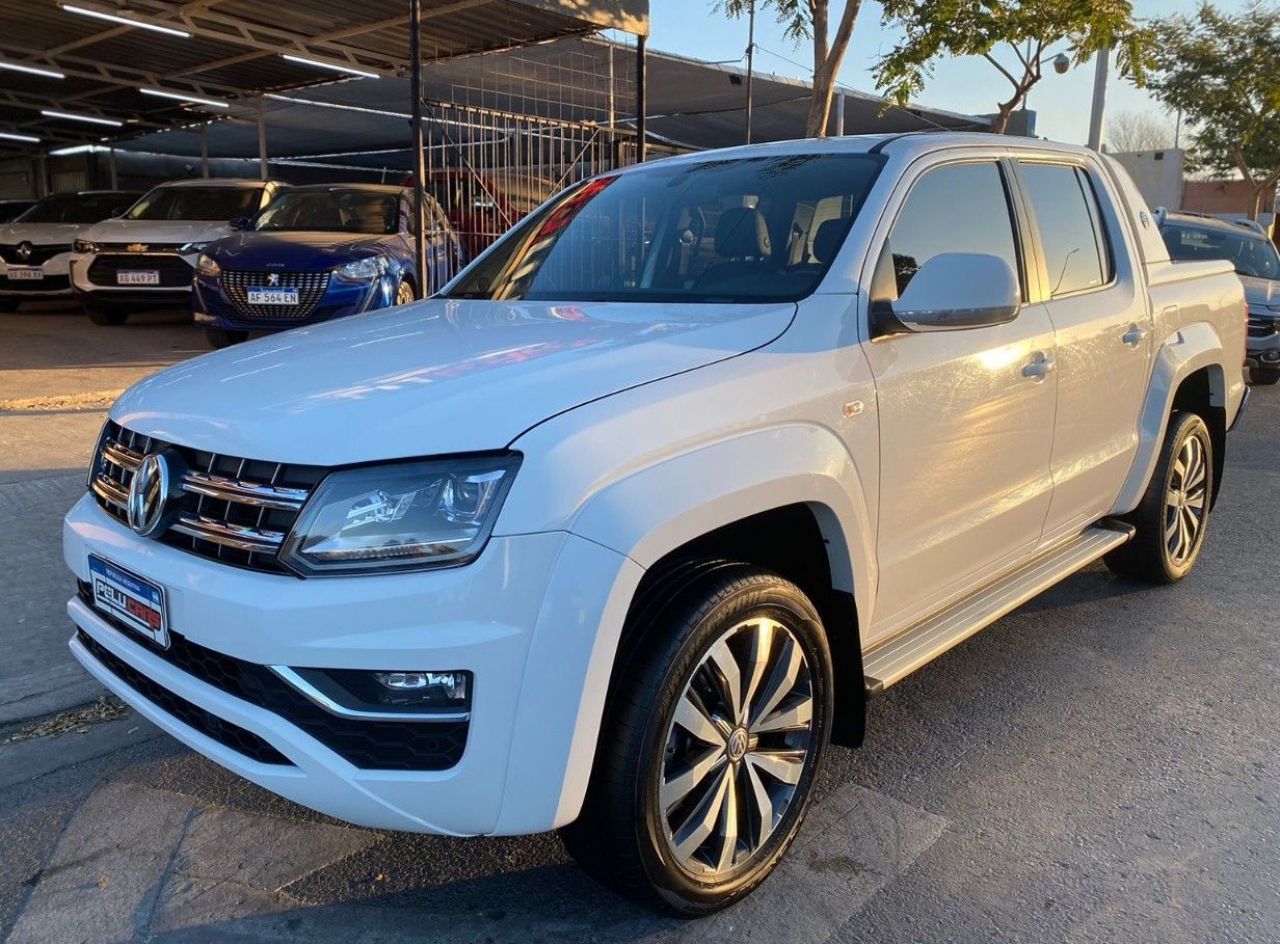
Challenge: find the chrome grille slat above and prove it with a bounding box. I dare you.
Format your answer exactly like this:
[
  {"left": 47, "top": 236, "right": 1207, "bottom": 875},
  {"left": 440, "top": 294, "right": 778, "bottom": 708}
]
[{"left": 89, "top": 421, "right": 322, "bottom": 574}]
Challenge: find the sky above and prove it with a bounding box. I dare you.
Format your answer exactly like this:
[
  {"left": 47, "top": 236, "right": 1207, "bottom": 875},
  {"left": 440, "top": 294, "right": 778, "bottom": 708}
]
[{"left": 642, "top": 0, "right": 1210, "bottom": 147}]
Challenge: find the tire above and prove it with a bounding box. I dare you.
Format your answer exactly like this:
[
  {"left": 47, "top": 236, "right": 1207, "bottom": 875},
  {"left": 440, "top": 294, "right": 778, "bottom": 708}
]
[
  {"left": 85, "top": 305, "right": 128, "bottom": 326},
  {"left": 561, "top": 563, "right": 833, "bottom": 916},
  {"left": 1105, "top": 411, "right": 1213, "bottom": 584},
  {"left": 0, "top": 297, "right": 18, "bottom": 312},
  {"left": 1250, "top": 368, "right": 1280, "bottom": 386},
  {"left": 205, "top": 327, "right": 248, "bottom": 349},
  {"left": 395, "top": 278, "right": 416, "bottom": 305}
]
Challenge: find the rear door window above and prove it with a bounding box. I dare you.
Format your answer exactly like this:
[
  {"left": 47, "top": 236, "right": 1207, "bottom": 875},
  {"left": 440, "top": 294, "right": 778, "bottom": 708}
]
[{"left": 1019, "top": 163, "right": 1113, "bottom": 296}]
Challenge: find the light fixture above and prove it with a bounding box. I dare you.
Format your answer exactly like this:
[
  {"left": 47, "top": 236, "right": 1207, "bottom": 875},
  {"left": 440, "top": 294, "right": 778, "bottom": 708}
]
[
  {"left": 140, "top": 87, "right": 229, "bottom": 109},
  {"left": 50, "top": 144, "right": 106, "bottom": 156},
  {"left": 60, "top": 4, "right": 190, "bottom": 38},
  {"left": 0, "top": 131, "right": 41, "bottom": 143},
  {"left": 41, "top": 109, "right": 123, "bottom": 127},
  {"left": 280, "top": 54, "right": 380, "bottom": 80},
  {"left": 0, "top": 60, "right": 65, "bottom": 80}
]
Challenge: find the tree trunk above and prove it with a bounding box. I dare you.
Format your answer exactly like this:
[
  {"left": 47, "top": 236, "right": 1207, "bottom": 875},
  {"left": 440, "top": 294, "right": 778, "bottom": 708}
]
[{"left": 804, "top": 0, "right": 862, "bottom": 138}]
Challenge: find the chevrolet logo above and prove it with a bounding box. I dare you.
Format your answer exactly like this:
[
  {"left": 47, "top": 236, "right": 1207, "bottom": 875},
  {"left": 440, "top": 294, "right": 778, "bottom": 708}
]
[{"left": 126, "top": 243, "right": 148, "bottom": 253}]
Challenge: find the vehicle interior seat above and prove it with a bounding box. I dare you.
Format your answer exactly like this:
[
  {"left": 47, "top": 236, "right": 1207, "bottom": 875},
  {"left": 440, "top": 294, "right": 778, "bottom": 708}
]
[{"left": 694, "top": 206, "right": 778, "bottom": 292}]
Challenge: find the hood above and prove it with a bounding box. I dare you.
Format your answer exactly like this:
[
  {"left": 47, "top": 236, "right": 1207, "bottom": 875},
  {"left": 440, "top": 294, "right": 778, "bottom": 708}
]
[
  {"left": 206, "top": 231, "right": 393, "bottom": 270},
  {"left": 83, "top": 218, "right": 232, "bottom": 246},
  {"left": 1241, "top": 274, "right": 1280, "bottom": 308},
  {"left": 0, "top": 221, "right": 87, "bottom": 245},
  {"left": 110, "top": 298, "right": 796, "bottom": 465}
]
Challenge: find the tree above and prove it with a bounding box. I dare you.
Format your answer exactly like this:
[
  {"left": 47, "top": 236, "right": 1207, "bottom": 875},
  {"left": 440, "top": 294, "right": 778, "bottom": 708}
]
[
  {"left": 1106, "top": 108, "right": 1176, "bottom": 153},
  {"left": 874, "top": 0, "right": 1153, "bottom": 135},
  {"left": 716, "top": 0, "right": 864, "bottom": 137},
  {"left": 1145, "top": 2, "right": 1280, "bottom": 220}
]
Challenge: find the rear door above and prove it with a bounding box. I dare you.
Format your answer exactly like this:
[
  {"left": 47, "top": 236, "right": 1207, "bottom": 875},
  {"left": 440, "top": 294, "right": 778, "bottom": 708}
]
[{"left": 1012, "top": 159, "right": 1152, "bottom": 540}]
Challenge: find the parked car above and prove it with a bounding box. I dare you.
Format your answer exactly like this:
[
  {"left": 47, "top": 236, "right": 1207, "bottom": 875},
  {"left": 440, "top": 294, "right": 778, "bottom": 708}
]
[
  {"left": 1156, "top": 209, "right": 1280, "bottom": 384},
  {"left": 192, "top": 184, "right": 465, "bottom": 349},
  {"left": 0, "top": 199, "right": 36, "bottom": 223},
  {"left": 65, "top": 134, "right": 1247, "bottom": 916},
  {"left": 70, "top": 178, "right": 287, "bottom": 325},
  {"left": 0, "top": 190, "right": 140, "bottom": 311}
]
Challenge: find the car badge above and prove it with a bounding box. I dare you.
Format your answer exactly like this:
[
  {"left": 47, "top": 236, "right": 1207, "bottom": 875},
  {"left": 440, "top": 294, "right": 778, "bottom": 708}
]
[
  {"left": 127, "top": 452, "right": 175, "bottom": 537},
  {"left": 267, "top": 272, "right": 280, "bottom": 286},
  {"left": 126, "top": 242, "right": 148, "bottom": 253},
  {"left": 16, "top": 241, "right": 33, "bottom": 261}
]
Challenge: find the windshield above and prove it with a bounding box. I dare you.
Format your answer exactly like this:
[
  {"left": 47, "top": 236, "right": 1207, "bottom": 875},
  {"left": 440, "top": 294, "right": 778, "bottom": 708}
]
[
  {"left": 255, "top": 190, "right": 398, "bottom": 234},
  {"left": 445, "top": 153, "right": 882, "bottom": 303},
  {"left": 16, "top": 193, "right": 135, "bottom": 224},
  {"left": 1162, "top": 222, "right": 1280, "bottom": 280},
  {"left": 125, "top": 186, "right": 263, "bottom": 222}
]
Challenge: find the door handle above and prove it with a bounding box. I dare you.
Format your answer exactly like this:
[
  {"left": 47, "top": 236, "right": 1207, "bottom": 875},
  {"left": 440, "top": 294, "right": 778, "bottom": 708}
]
[
  {"left": 1122, "top": 324, "right": 1147, "bottom": 347},
  {"left": 1022, "top": 352, "right": 1057, "bottom": 380}
]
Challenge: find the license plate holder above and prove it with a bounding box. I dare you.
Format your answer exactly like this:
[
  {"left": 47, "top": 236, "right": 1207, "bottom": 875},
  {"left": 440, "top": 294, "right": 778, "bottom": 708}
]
[
  {"left": 117, "top": 270, "right": 160, "bottom": 286},
  {"left": 87, "top": 554, "right": 169, "bottom": 648},
  {"left": 247, "top": 287, "right": 299, "bottom": 305},
  {"left": 7, "top": 266, "right": 43, "bottom": 281}
]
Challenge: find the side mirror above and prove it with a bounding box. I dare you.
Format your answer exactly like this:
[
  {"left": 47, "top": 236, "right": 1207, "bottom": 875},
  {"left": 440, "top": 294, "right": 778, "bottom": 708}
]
[
  {"left": 228, "top": 216, "right": 251, "bottom": 231},
  {"left": 888, "top": 252, "right": 1020, "bottom": 333}
]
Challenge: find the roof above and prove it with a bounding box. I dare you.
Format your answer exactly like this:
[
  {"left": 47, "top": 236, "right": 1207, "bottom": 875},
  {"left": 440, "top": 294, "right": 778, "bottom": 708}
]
[
  {"left": 1160, "top": 210, "right": 1270, "bottom": 239},
  {"left": 0, "top": 0, "right": 648, "bottom": 153},
  {"left": 286, "top": 183, "right": 408, "bottom": 193},
  {"left": 151, "top": 177, "right": 279, "bottom": 188}
]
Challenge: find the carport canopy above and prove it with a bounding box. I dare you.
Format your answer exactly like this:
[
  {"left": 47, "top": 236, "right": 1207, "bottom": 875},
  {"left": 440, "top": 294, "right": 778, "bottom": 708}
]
[{"left": 0, "top": 0, "right": 649, "bottom": 151}]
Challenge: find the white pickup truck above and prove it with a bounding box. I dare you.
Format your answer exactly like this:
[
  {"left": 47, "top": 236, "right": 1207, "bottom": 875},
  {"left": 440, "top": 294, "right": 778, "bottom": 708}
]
[{"left": 64, "top": 133, "right": 1247, "bottom": 915}]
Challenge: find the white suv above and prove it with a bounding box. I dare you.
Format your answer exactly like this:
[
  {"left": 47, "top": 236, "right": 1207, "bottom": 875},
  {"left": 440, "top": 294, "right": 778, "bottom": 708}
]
[
  {"left": 71, "top": 178, "right": 284, "bottom": 324},
  {"left": 64, "top": 134, "right": 1246, "bottom": 914}
]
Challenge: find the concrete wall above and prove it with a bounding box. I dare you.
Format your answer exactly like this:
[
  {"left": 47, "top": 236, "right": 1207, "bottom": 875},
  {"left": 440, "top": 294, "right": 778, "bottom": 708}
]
[{"left": 1109, "top": 149, "right": 1185, "bottom": 210}]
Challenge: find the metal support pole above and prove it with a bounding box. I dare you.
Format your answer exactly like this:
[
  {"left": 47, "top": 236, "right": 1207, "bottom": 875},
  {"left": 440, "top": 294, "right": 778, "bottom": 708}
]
[
  {"left": 409, "top": 0, "right": 428, "bottom": 299},
  {"left": 1086, "top": 46, "right": 1110, "bottom": 151},
  {"left": 200, "top": 123, "right": 210, "bottom": 178},
  {"left": 744, "top": 0, "right": 755, "bottom": 144},
  {"left": 33, "top": 155, "right": 47, "bottom": 197},
  {"left": 834, "top": 91, "right": 846, "bottom": 137},
  {"left": 108, "top": 144, "right": 118, "bottom": 189},
  {"left": 635, "top": 34, "right": 647, "bottom": 163},
  {"left": 257, "top": 95, "right": 268, "bottom": 179}
]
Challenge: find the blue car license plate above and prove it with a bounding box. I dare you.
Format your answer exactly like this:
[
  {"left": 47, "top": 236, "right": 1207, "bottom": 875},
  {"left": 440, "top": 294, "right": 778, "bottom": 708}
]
[
  {"left": 247, "top": 287, "right": 299, "bottom": 305},
  {"left": 87, "top": 554, "right": 169, "bottom": 648}
]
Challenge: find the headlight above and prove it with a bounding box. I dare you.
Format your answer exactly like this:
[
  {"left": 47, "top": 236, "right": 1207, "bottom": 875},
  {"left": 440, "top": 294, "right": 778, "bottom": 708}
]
[
  {"left": 334, "top": 256, "right": 386, "bottom": 281},
  {"left": 179, "top": 240, "right": 209, "bottom": 254},
  {"left": 73, "top": 238, "right": 97, "bottom": 254},
  {"left": 196, "top": 253, "right": 221, "bottom": 277},
  {"left": 279, "top": 454, "right": 520, "bottom": 575}
]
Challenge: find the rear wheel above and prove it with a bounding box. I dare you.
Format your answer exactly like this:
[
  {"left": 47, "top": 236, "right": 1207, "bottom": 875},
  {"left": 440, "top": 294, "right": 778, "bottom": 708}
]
[
  {"left": 205, "top": 327, "right": 248, "bottom": 349},
  {"left": 562, "top": 564, "right": 833, "bottom": 916},
  {"left": 1250, "top": 367, "right": 1280, "bottom": 386},
  {"left": 85, "top": 304, "right": 128, "bottom": 326},
  {"left": 1105, "top": 411, "right": 1213, "bottom": 583}
]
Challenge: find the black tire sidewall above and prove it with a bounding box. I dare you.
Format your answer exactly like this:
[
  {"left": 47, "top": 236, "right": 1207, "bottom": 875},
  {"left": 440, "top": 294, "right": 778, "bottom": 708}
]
[{"left": 630, "top": 579, "right": 833, "bottom": 914}]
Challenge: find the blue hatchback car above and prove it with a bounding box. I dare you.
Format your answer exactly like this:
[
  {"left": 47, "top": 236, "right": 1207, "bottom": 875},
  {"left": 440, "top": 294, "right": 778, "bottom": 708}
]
[{"left": 193, "top": 184, "right": 464, "bottom": 347}]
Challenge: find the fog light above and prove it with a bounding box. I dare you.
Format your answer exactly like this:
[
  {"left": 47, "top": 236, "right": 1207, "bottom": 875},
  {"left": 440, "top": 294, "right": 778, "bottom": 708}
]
[{"left": 375, "top": 670, "right": 468, "bottom": 701}]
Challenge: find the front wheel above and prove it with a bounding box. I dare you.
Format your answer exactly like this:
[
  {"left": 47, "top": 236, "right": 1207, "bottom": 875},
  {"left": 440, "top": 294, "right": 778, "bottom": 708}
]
[
  {"left": 85, "top": 304, "right": 128, "bottom": 326},
  {"left": 562, "top": 564, "right": 833, "bottom": 915},
  {"left": 395, "top": 278, "right": 416, "bottom": 306},
  {"left": 205, "top": 327, "right": 248, "bottom": 349},
  {"left": 0, "top": 297, "right": 18, "bottom": 312},
  {"left": 1105, "top": 411, "right": 1213, "bottom": 583},
  {"left": 1250, "top": 367, "right": 1280, "bottom": 386}
]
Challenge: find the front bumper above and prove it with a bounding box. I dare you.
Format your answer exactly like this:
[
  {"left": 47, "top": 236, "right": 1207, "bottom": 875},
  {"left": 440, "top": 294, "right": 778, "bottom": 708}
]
[
  {"left": 0, "top": 252, "right": 73, "bottom": 297},
  {"left": 64, "top": 494, "right": 642, "bottom": 835},
  {"left": 192, "top": 270, "right": 396, "bottom": 332},
  {"left": 70, "top": 251, "right": 196, "bottom": 307}
]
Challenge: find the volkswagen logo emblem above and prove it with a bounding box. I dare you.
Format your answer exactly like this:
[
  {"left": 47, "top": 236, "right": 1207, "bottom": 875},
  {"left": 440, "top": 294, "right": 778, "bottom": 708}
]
[
  {"left": 726, "top": 727, "right": 750, "bottom": 763},
  {"left": 16, "top": 241, "right": 33, "bottom": 262},
  {"left": 127, "top": 452, "right": 175, "bottom": 537}
]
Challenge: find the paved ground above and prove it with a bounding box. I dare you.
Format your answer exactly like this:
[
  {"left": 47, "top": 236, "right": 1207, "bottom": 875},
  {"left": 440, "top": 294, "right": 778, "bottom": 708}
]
[{"left": 1, "top": 310, "right": 1277, "bottom": 942}]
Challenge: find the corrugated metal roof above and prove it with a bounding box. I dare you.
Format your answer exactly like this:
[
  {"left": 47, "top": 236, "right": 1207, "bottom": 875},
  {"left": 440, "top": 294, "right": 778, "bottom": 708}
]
[{"left": 0, "top": 0, "right": 647, "bottom": 152}]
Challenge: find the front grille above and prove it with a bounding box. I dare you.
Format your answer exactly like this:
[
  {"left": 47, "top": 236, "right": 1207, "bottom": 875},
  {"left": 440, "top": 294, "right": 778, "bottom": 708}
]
[
  {"left": 95, "top": 242, "right": 186, "bottom": 253},
  {"left": 0, "top": 243, "right": 69, "bottom": 265},
  {"left": 76, "top": 628, "right": 292, "bottom": 766},
  {"left": 78, "top": 584, "right": 469, "bottom": 771},
  {"left": 0, "top": 274, "right": 69, "bottom": 292},
  {"left": 87, "top": 253, "right": 193, "bottom": 287},
  {"left": 89, "top": 420, "right": 325, "bottom": 574},
  {"left": 220, "top": 269, "right": 331, "bottom": 320}
]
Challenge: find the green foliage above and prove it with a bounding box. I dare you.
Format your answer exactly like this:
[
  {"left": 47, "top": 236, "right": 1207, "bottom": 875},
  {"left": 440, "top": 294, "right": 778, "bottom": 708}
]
[
  {"left": 874, "top": 0, "right": 1152, "bottom": 127},
  {"left": 1146, "top": 1, "right": 1280, "bottom": 207},
  {"left": 716, "top": 0, "right": 812, "bottom": 42}
]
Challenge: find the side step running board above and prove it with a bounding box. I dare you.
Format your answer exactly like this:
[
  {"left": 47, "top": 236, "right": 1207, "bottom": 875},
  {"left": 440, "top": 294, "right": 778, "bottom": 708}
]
[{"left": 863, "top": 523, "right": 1135, "bottom": 693}]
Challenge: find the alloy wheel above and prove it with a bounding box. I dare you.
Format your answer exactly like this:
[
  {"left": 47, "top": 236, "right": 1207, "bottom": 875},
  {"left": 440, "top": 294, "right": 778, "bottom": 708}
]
[
  {"left": 396, "top": 280, "right": 415, "bottom": 305},
  {"left": 1165, "top": 432, "right": 1208, "bottom": 566},
  {"left": 657, "top": 616, "right": 814, "bottom": 880}
]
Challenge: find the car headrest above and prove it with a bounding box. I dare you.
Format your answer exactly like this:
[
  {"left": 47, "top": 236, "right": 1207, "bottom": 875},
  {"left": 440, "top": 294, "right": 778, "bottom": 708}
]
[
  {"left": 715, "top": 206, "right": 771, "bottom": 259},
  {"left": 811, "top": 218, "right": 846, "bottom": 264}
]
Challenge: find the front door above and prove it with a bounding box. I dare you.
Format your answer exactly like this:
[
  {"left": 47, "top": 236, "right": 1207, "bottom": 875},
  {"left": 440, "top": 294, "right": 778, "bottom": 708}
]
[{"left": 861, "top": 158, "right": 1059, "bottom": 639}]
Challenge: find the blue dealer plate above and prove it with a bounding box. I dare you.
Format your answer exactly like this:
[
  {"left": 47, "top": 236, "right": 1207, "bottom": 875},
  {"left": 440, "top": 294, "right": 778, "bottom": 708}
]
[{"left": 87, "top": 554, "right": 169, "bottom": 648}]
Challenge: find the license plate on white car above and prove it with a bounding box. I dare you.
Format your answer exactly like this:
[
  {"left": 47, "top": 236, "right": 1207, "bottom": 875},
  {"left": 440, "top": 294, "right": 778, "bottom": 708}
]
[
  {"left": 247, "top": 287, "right": 299, "bottom": 305},
  {"left": 87, "top": 554, "right": 169, "bottom": 648},
  {"left": 117, "top": 270, "right": 160, "bottom": 286},
  {"left": 7, "top": 267, "right": 43, "bottom": 281}
]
